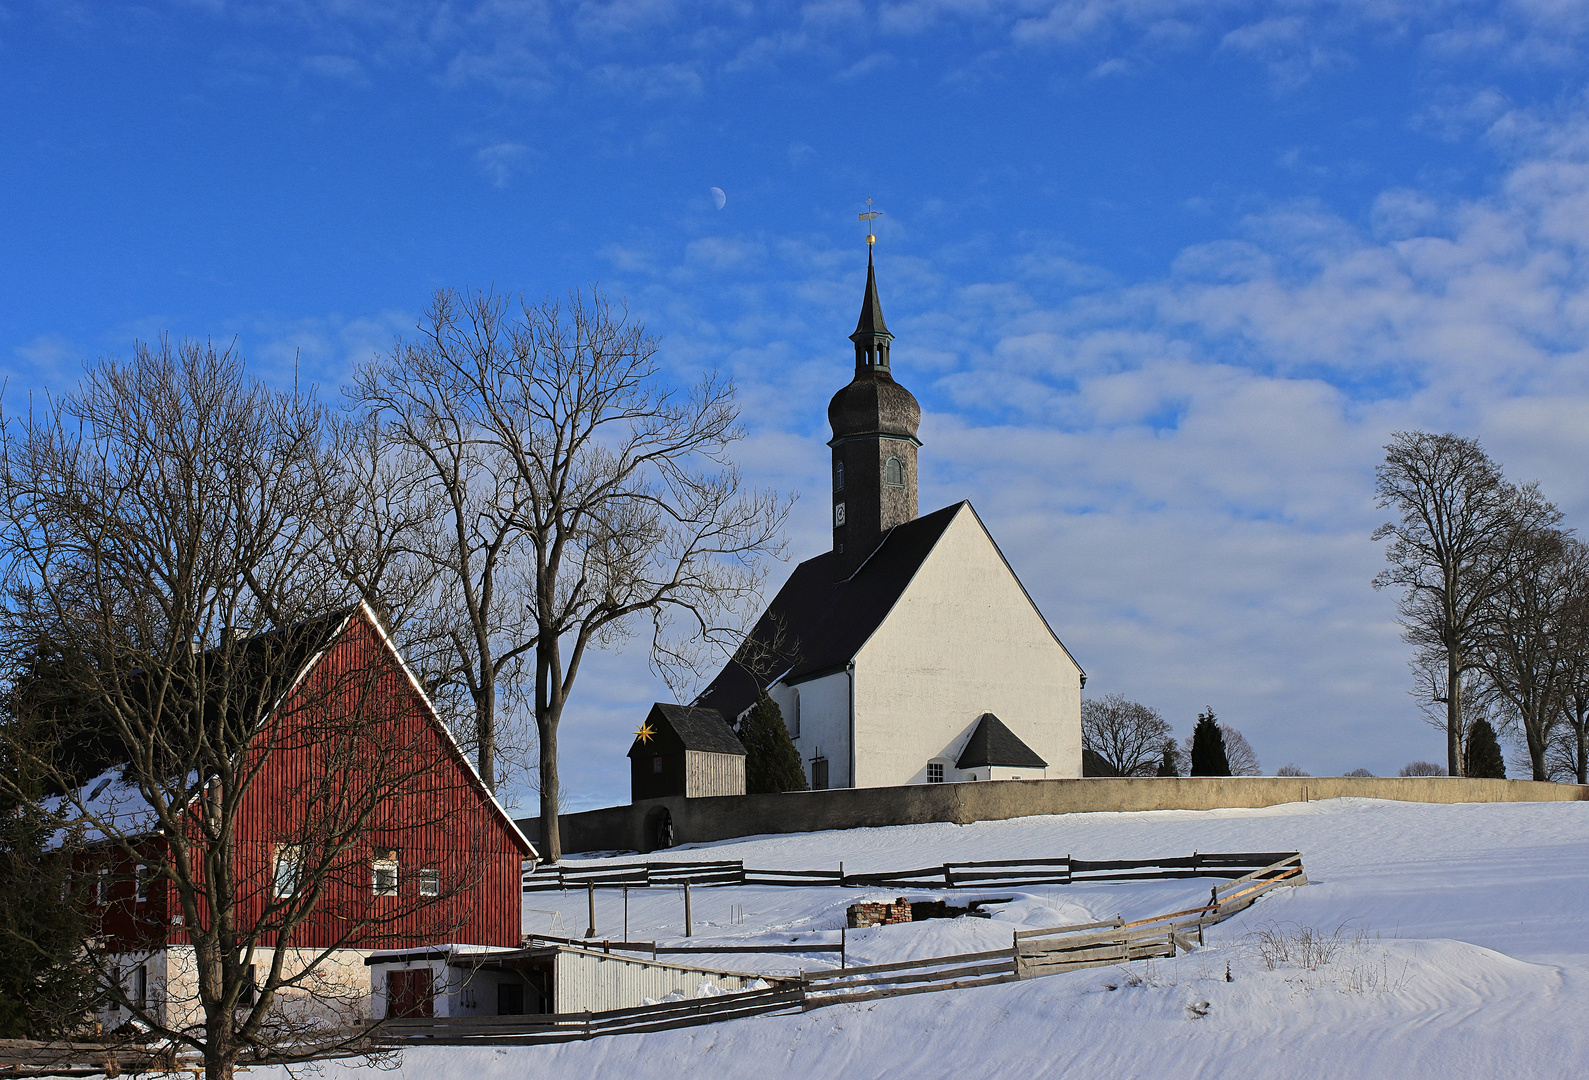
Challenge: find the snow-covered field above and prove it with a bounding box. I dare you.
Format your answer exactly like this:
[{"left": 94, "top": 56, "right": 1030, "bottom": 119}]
[{"left": 263, "top": 798, "right": 1589, "bottom": 1079}]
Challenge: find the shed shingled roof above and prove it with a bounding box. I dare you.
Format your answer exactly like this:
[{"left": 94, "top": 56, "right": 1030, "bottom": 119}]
[
  {"left": 629, "top": 703, "right": 746, "bottom": 757},
  {"left": 693, "top": 502, "right": 965, "bottom": 721},
  {"left": 955, "top": 712, "right": 1048, "bottom": 770}
]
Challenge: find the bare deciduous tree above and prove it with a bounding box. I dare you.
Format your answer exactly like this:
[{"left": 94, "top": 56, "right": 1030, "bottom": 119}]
[
  {"left": 1399, "top": 760, "right": 1448, "bottom": 776},
  {"left": 1474, "top": 516, "right": 1575, "bottom": 780},
  {"left": 1373, "top": 432, "right": 1555, "bottom": 775},
  {"left": 1219, "top": 724, "right": 1261, "bottom": 777},
  {"left": 0, "top": 341, "right": 481, "bottom": 1080},
  {"left": 356, "top": 288, "right": 788, "bottom": 860},
  {"left": 1080, "top": 694, "right": 1171, "bottom": 776}
]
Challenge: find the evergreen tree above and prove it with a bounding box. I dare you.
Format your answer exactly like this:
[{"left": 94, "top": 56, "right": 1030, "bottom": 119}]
[
  {"left": 1189, "top": 708, "right": 1231, "bottom": 777},
  {"left": 0, "top": 713, "right": 97, "bottom": 1039},
  {"left": 1155, "top": 740, "right": 1180, "bottom": 777},
  {"left": 737, "top": 693, "right": 809, "bottom": 794},
  {"left": 1464, "top": 717, "right": 1507, "bottom": 779}
]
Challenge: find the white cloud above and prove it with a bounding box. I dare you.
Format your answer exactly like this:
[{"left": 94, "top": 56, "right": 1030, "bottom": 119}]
[
  {"left": 476, "top": 141, "right": 535, "bottom": 187},
  {"left": 568, "top": 99, "right": 1589, "bottom": 784}
]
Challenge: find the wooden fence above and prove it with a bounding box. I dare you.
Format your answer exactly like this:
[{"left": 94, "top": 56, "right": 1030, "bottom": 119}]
[
  {"left": 368, "top": 853, "right": 1306, "bottom": 1048},
  {"left": 523, "top": 851, "right": 1301, "bottom": 892}
]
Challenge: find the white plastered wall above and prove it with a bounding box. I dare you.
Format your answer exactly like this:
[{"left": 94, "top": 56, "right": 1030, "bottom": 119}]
[
  {"left": 771, "top": 671, "right": 852, "bottom": 789},
  {"left": 119, "top": 945, "right": 374, "bottom": 1030},
  {"left": 851, "top": 505, "right": 1082, "bottom": 787}
]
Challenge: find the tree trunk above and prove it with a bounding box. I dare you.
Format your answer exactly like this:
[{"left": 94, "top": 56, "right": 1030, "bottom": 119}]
[
  {"left": 1526, "top": 716, "right": 1548, "bottom": 782},
  {"left": 1446, "top": 651, "right": 1464, "bottom": 777},
  {"left": 538, "top": 714, "right": 560, "bottom": 862},
  {"left": 476, "top": 679, "right": 497, "bottom": 793},
  {"left": 204, "top": 1013, "right": 234, "bottom": 1080}
]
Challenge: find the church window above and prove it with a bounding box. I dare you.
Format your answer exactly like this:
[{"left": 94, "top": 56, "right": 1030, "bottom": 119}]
[
  {"left": 883, "top": 457, "right": 905, "bottom": 488},
  {"left": 788, "top": 687, "right": 800, "bottom": 738},
  {"left": 652, "top": 756, "right": 664, "bottom": 774},
  {"left": 810, "top": 756, "right": 829, "bottom": 790},
  {"left": 927, "top": 762, "right": 944, "bottom": 784},
  {"left": 834, "top": 460, "right": 844, "bottom": 491}
]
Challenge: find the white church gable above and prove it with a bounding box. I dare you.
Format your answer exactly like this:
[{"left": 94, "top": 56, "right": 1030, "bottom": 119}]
[{"left": 853, "top": 504, "right": 1082, "bottom": 787}]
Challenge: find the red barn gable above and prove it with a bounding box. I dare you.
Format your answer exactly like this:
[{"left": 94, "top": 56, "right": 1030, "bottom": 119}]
[{"left": 92, "top": 601, "right": 534, "bottom": 956}]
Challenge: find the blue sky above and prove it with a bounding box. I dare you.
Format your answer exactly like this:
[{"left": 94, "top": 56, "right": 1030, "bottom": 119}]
[{"left": 7, "top": 0, "right": 1589, "bottom": 811}]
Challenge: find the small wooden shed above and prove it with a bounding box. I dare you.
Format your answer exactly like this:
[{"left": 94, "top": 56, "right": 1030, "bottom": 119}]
[{"left": 629, "top": 703, "right": 746, "bottom": 802}]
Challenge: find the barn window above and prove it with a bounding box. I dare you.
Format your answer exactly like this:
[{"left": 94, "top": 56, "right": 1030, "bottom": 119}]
[
  {"left": 239, "top": 965, "right": 258, "bottom": 1008},
  {"left": 135, "top": 864, "right": 149, "bottom": 904},
  {"left": 418, "top": 869, "right": 441, "bottom": 897},
  {"left": 927, "top": 762, "right": 944, "bottom": 783},
  {"left": 273, "top": 845, "right": 303, "bottom": 899},
  {"left": 883, "top": 457, "right": 905, "bottom": 488},
  {"left": 132, "top": 964, "right": 148, "bottom": 1011},
  {"left": 652, "top": 756, "right": 664, "bottom": 774},
  {"left": 97, "top": 868, "right": 112, "bottom": 904},
  {"left": 373, "top": 850, "right": 400, "bottom": 897}
]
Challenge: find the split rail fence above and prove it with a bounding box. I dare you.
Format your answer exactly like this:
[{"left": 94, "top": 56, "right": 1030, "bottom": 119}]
[
  {"left": 369, "top": 853, "right": 1306, "bottom": 1048},
  {"left": 522, "top": 851, "right": 1301, "bottom": 892}
]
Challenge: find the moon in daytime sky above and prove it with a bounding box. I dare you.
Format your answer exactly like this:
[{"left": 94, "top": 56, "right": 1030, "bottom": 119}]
[{"left": 710, "top": 186, "right": 726, "bottom": 209}]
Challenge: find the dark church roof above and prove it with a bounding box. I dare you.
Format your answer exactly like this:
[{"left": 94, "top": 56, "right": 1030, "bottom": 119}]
[
  {"left": 694, "top": 502, "right": 965, "bottom": 721},
  {"left": 955, "top": 712, "right": 1049, "bottom": 770},
  {"left": 628, "top": 703, "right": 745, "bottom": 757}
]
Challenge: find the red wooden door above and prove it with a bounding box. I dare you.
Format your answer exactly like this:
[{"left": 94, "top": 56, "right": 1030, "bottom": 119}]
[{"left": 386, "top": 969, "right": 434, "bottom": 1018}]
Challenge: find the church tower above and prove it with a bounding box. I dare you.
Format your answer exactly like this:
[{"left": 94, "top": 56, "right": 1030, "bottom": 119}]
[{"left": 827, "top": 244, "right": 921, "bottom": 578}]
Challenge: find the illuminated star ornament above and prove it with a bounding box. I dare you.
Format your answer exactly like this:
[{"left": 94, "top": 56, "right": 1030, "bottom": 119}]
[{"left": 634, "top": 720, "right": 656, "bottom": 744}]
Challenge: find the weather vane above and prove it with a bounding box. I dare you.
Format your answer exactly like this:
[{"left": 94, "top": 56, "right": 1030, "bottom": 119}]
[{"left": 859, "top": 196, "right": 882, "bottom": 246}]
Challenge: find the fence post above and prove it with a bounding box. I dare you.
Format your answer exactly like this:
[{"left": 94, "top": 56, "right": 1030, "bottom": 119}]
[
  {"left": 841, "top": 924, "right": 846, "bottom": 969},
  {"left": 585, "top": 882, "right": 596, "bottom": 938},
  {"left": 623, "top": 885, "right": 629, "bottom": 943},
  {"left": 684, "top": 881, "right": 693, "bottom": 938}
]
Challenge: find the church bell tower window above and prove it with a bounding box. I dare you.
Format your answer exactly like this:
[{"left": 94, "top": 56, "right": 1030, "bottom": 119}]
[
  {"left": 883, "top": 457, "right": 905, "bottom": 488},
  {"left": 834, "top": 460, "right": 845, "bottom": 492}
]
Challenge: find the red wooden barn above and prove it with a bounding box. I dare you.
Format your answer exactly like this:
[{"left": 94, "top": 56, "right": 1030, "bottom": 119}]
[{"left": 82, "top": 601, "right": 535, "bottom": 1028}]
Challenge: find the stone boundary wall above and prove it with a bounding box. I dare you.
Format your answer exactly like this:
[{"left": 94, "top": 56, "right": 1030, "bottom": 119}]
[{"left": 518, "top": 775, "right": 1589, "bottom": 856}]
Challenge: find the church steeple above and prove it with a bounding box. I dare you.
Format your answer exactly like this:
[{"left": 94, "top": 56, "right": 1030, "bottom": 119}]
[
  {"left": 827, "top": 241, "right": 922, "bottom": 578},
  {"left": 850, "top": 247, "right": 893, "bottom": 371}
]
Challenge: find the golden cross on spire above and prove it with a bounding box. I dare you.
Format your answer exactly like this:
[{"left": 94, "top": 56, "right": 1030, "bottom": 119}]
[{"left": 859, "top": 196, "right": 883, "bottom": 245}]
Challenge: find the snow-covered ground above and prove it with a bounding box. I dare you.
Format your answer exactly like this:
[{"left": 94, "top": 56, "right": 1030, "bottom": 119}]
[{"left": 261, "top": 798, "right": 1589, "bottom": 1079}]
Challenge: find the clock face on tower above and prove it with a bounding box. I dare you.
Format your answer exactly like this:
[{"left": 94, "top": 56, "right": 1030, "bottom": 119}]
[{"left": 834, "top": 503, "right": 846, "bottom": 526}]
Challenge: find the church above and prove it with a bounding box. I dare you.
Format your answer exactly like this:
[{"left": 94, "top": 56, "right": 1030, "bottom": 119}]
[{"left": 693, "top": 238, "right": 1085, "bottom": 790}]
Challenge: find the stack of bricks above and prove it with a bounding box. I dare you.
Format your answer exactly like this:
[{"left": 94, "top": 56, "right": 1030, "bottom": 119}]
[{"left": 847, "top": 897, "right": 915, "bottom": 928}]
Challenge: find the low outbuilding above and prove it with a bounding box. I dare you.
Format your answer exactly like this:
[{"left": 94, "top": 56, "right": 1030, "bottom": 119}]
[
  {"left": 367, "top": 942, "right": 771, "bottom": 1018},
  {"left": 629, "top": 703, "right": 746, "bottom": 802}
]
